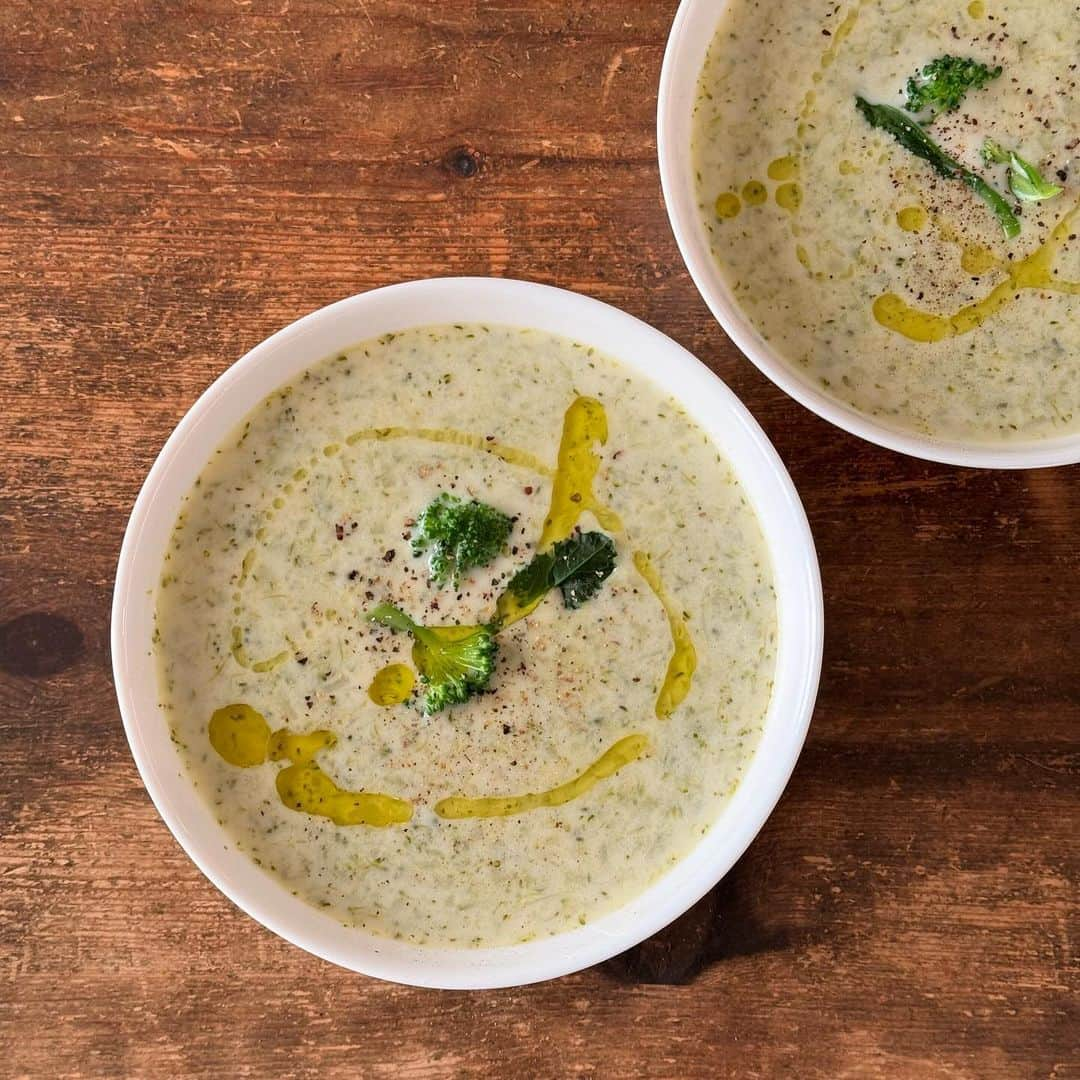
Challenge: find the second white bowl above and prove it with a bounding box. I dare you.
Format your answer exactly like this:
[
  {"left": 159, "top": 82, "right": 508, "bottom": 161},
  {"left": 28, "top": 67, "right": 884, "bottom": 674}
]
[{"left": 657, "top": 0, "right": 1080, "bottom": 469}]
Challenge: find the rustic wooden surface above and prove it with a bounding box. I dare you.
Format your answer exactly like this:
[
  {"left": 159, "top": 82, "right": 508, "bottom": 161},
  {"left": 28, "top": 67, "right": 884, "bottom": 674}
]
[{"left": 0, "top": 1, "right": 1076, "bottom": 1076}]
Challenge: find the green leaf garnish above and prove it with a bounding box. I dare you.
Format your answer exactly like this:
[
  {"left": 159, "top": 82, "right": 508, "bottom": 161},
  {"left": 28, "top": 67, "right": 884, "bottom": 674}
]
[
  {"left": 503, "top": 551, "right": 555, "bottom": 612},
  {"left": 855, "top": 96, "right": 1020, "bottom": 239},
  {"left": 503, "top": 531, "right": 617, "bottom": 616},
  {"left": 550, "top": 531, "right": 617, "bottom": 609},
  {"left": 981, "top": 138, "right": 1063, "bottom": 203}
]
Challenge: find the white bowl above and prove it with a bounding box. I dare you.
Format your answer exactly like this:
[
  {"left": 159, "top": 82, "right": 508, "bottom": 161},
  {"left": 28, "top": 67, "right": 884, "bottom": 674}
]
[
  {"left": 112, "top": 277, "right": 823, "bottom": 988},
  {"left": 657, "top": 0, "right": 1080, "bottom": 470}
]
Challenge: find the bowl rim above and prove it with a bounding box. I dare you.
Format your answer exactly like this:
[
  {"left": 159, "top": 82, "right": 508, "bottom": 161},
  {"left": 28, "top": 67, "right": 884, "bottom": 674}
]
[
  {"left": 656, "top": 0, "right": 1080, "bottom": 470},
  {"left": 112, "top": 276, "right": 823, "bottom": 988}
]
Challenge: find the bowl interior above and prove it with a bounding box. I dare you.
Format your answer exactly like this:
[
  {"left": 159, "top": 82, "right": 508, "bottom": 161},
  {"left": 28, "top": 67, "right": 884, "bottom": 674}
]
[
  {"left": 112, "top": 277, "right": 823, "bottom": 988},
  {"left": 657, "top": 0, "right": 1080, "bottom": 469}
]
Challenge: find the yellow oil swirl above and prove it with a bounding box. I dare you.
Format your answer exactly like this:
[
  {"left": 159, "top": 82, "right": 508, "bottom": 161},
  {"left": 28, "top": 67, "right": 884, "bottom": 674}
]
[
  {"left": 816, "top": 5, "right": 859, "bottom": 74},
  {"left": 271, "top": 732, "right": 412, "bottom": 827},
  {"left": 767, "top": 156, "right": 799, "bottom": 182},
  {"left": 717, "top": 7, "right": 863, "bottom": 265},
  {"left": 208, "top": 702, "right": 271, "bottom": 767},
  {"left": 433, "top": 734, "right": 649, "bottom": 819},
  {"left": 896, "top": 206, "right": 928, "bottom": 233},
  {"left": 215, "top": 394, "right": 695, "bottom": 822},
  {"left": 230, "top": 626, "right": 289, "bottom": 672},
  {"left": 208, "top": 703, "right": 412, "bottom": 826},
  {"left": 960, "top": 244, "right": 999, "bottom": 276},
  {"left": 238, "top": 548, "right": 256, "bottom": 584},
  {"left": 538, "top": 397, "right": 622, "bottom": 548},
  {"left": 496, "top": 397, "right": 623, "bottom": 627},
  {"left": 715, "top": 192, "right": 742, "bottom": 219},
  {"left": 344, "top": 426, "right": 554, "bottom": 477},
  {"left": 742, "top": 180, "right": 768, "bottom": 206},
  {"left": 367, "top": 663, "right": 415, "bottom": 706},
  {"left": 769, "top": 1, "right": 865, "bottom": 253},
  {"left": 633, "top": 552, "right": 698, "bottom": 719},
  {"left": 775, "top": 183, "right": 802, "bottom": 212},
  {"left": 799, "top": 1, "right": 863, "bottom": 111},
  {"left": 874, "top": 198, "right": 1080, "bottom": 343}
]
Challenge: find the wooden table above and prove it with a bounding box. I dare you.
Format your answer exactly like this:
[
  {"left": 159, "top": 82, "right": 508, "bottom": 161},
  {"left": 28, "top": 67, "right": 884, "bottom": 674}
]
[{"left": 1, "top": 2, "right": 1076, "bottom": 1076}]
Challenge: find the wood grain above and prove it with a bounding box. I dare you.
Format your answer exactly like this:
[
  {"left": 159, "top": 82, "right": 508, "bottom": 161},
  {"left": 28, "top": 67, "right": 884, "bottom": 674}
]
[{"left": 0, "top": 1, "right": 1076, "bottom": 1077}]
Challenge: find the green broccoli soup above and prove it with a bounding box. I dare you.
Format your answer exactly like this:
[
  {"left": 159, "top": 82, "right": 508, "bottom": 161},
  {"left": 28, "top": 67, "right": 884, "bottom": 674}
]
[
  {"left": 155, "top": 325, "right": 777, "bottom": 947},
  {"left": 692, "top": 0, "right": 1078, "bottom": 444}
]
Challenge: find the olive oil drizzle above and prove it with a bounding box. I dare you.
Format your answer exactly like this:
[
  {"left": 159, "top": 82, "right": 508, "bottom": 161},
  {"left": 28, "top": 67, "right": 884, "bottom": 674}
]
[
  {"left": 873, "top": 197, "right": 1080, "bottom": 343},
  {"left": 537, "top": 396, "right": 622, "bottom": 549},
  {"left": 896, "top": 206, "right": 929, "bottom": 233},
  {"left": 782, "top": 0, "right": 862, "bottom": 263},
  {"left": 345, "top": 426, "right": 554, "bottom": 477},
  {"left": 433, "top": 734, "right": 650, "bottom": 819},
  {"left": 238, "top": 548, "right": 256, "bottom": 584},
  {"left": 493, "top": 578, "right": 544, "bottom": 627},
  {"left": 208, "top": 702, "right": 271, "bottom": 767},
  {"left": 713, "top": 2, "right": 864, "bottom": 271},
  {"left": 495, "top": 396, "right": 623, "bottom": 628},
  {"left": 809, "top": 3, "right": 861, "bottom": 87},
  {"left": 208, "top": 703, "right": 412, "bottom": 827},
  {"left": 230, "top": 626, "right": 290, "bottom": 673},
  {"left": 633, "top": 551, "right": 698, "bottom": 719},
  {"left": 367, "top": 663, "right": 415, "bottom": 706}
]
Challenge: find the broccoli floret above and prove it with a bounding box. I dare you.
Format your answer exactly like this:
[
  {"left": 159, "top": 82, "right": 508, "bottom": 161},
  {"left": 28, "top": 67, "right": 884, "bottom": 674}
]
[
  {"left": 904, "top": 55, "right": 1001, "bottom": 121},
  {"left": 367, "top": 603, "right": 496, "bottom": 714},
  {"left": 411, "top": 492, "right": 512, "bottom": 586}
]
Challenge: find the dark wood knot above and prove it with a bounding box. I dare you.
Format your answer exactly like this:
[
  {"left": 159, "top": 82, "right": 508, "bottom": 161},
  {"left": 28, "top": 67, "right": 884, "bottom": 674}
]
[
  {"left": 0, "top": 611, "right": 85, "bottom": 677},
  {"left": 444, "top": 145, "right": 482, "bottom": 179}
]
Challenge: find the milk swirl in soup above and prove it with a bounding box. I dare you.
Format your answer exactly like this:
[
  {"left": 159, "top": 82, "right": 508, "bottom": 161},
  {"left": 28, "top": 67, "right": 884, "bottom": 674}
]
[
  {"left": 692, "top": 0, "right": 1078, "bottom": 444},
  {"left": 155, "top": 325, "right": 777, "bottom": 947}
]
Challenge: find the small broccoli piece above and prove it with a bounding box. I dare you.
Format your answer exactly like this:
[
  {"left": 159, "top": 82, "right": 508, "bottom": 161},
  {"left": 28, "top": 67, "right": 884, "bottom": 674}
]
[
  {"left": 414, "top": 622, "right": 497, "bottom": 713},
  {"left": 367, "top": 603, "right": 496, "bottom": 714},
  {"left": 411, "top": 492, "right": 512, "bottom": 586},
  {"left": 904, "top": 55, "right": 1002, "bottom": 121},
  {"left": 982, "top": 138, "right": 1063, "bottom": 203},
  {"left": 980, "top": 138, "right": 1010, "bottom": 166}
]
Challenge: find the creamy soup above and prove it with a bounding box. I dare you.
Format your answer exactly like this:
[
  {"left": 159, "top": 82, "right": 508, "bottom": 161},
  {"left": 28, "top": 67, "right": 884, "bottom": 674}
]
[
  {"left": 155, "top": 324, "right": 776, "bottom": 947},
  {"left": 692, "top": 0, "right": 1079, "bottom": 444}
]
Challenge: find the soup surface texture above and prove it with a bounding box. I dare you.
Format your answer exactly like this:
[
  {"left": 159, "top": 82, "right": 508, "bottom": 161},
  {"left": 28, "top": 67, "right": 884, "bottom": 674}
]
[
  {"left": 155, "top": 325, "right": 777, "bottom": 947},
  {"left": 692, "top": 0, "right": 1079, "bottom": 444}
]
